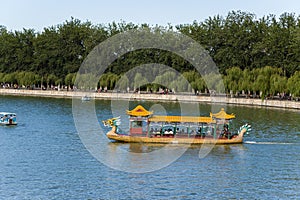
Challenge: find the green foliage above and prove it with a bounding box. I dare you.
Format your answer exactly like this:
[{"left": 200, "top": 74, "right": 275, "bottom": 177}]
[
  {"left": 270, "top": 74, "right": 287, "bottom": 96},
  {"left": 224, "top": 67, "right": 243, "bottom": 94},
  {"left": 239, "top": 69, "right": 253, "bottom": 93},
  {"left": 0, "top": 73, "right": 5, "bottom": 82},
  {"left": 133, "top": 73, "right": 148, "bottom": 90},
  {"left": 182, "top": 71, "right": 206, "bottom": 93},
  {"left": 176, "top": 11, "right": 300, "bottom": 75},
  {"left": 3, "top": 72, "right": 18, "bottom": 83},
  {"left": 221, "top": 66, "right": 297, "bottom": 98},
  {"left": 287, "top": 71, "right": 300, "bottom": 97},
  {"left": 46, "top": 74, "right": 57, "bottom": 85},
  {"left": 99, "top": 73, "right": 120, "bottom": 90},
  {"left": 203, "top": 73, "right": 225, "bottom": 93},
  {"left": 115, "top": 74, "right": 129, "bottom": 91},
  {"left": 65, "top": 73, "right": 76, "bottom": 87},
  {"left": 75, "top": 73, "right": 98, "bottom": 90},
  {"left": 0, "top": 12, "right": 299, "bottom": 96},
  {"left": 17, "top": 71, "right": 40, "bottom": 87}
]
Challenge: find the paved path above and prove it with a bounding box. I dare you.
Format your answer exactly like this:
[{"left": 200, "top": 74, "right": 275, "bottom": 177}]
[{"left": 1, "top": 89, "right": 299, "bottom": 109}]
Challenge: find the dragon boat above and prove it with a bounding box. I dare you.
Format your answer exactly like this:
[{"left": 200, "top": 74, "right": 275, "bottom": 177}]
[{"left": 103, "top": 105, "right": 251, "bottom": 144}]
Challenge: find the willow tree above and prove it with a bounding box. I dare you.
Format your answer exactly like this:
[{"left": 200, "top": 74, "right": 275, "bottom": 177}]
[
  {"left": 0, "top": 73, "right": 5, "bottom": 83},
  {"left": 46, "top": 74, "right": 59, "bottom": 88},
  {"left": 133, "top": 73, "right": 148, "bottom": 92},
  {"left": 224, "top": 67, "right": 243, "bottom": 96},
  {"left": 99, "top": 73, "right": 120, "bottom": 90},
  {"left": 3, "top": 72, "right": 18, "bottom": 85},
  {"left": 181, "top": 71, "right": 207, "bottom": 93},
  {"left": 115, "top": 74, "right": 129, "bottom": 92},
  {"left": 270, "top": 74, "right": 287, "bottom": 97},
  {"left": 287, "top": 71, "right": 300, "bottom": 98},
  {"left": 16, "top": 71, "right": 41, "bottom": 88},
  {"left": 239, "top": 68, "right": 253, "bottom": 96},
  {"left": 192, "top": 77, "right": 207, "bottom": 93},
  {"left": 65, "top": 73, "right": 76, "bottom": 89}
]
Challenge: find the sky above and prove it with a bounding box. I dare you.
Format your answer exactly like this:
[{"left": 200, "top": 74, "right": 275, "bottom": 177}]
[{"left": 1, "top": 0, "right": 300, "bottom": 32}]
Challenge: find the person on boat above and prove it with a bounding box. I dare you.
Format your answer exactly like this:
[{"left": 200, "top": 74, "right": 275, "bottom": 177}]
[
  {"left": 164, "top": 128, "right": 174, "bottom": 135},
  {"left": 196, "top": 127, "right": 205, "bottom": 138},
  {"left": 221, "top": 124, "right": 230, "bottom": 138},
  {"left": 150, "top": 128, "right": 154, "bottom": 134},
  {"left": 190, "top": 129, "right": 196, "bottom": 136}
]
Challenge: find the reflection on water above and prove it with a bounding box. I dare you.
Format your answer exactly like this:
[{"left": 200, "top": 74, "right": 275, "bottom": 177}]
[
  {"left": 108, "top": 142, "right": 247, "bottom": 154},
  {"left": 109, "top": 142, "right": 168, "bottom": 153}
]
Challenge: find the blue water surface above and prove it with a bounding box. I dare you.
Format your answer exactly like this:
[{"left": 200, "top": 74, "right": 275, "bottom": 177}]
[{"left": 0, "top": 96, "right": 299, "bottom": 199}]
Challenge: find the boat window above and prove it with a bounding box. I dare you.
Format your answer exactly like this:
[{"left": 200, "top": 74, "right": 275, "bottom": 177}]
[
  {"left": 216, "top": 124, "right": 223, "bottom": 132},
  {"left": 162, "top": 126, "right": 174, "bottom": 132},
  {"left": 162, "top": 126, "right": 174, "bottom": 135},
  {"left": 142, "top": 121, "right": 148, "bottom": 133},
  {"left": 189, "top": 126, "right": 198, "bottom": 135},
  {"left": 149, "top": 123, "right": 162, "bottom": 134},
  {"left": 176, "top": 125, "right": 187, "bottom": 134},
  {"left": 206, "top": 125, "right": 214, "bottom": 136},
  {"left": 131, "top": 121, "right": 142, "bottom": 128}
]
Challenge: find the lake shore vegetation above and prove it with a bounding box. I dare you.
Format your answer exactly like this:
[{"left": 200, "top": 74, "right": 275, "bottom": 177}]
[{"left": 0, "top": 11, "right": 299, "bottom": 99}]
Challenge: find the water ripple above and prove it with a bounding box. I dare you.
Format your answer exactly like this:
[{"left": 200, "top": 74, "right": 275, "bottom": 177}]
[{"left": 0, "top": 97, "right": 300, "bottom": 199}]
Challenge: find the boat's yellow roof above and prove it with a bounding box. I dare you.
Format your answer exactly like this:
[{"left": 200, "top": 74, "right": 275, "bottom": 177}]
[
  {"left": 126, "top": 105, "right": 153, "bottom": 117},
  {"left": 149, "top": 116, "right": 215, "bottom": 123},
  {"left": 210, "top": 108, "right": 235, "bottom": 119},
  {"left": 126, "top": 105, "right": 234, "bottom": 121}
]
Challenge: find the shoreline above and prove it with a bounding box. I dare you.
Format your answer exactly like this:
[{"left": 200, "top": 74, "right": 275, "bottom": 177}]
[{"left": 1, "top": 88, "right": 300, "bottom": 110}]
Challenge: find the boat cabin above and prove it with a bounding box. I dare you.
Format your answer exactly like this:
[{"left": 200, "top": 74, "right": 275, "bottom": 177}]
[
  {"left": 127, "top": 105, "right": 153, "bottom": 135},
  {"left": 125, "top": 105, "right": 235, "bottom": 139},
  {"left": 210, "top": 108, "right": 235, "bottom": 138}
]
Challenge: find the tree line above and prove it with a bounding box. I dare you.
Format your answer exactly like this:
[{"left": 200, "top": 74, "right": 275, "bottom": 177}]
[
  {"left": 0, "top": 11, "right": 299, "bottom": 98},
  {"left": 1, "top": 66, "right": 299, "bottom": 99}
]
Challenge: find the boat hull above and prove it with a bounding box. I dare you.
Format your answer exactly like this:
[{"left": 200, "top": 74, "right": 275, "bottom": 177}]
[
  {"left": 106, "top": 127, "right": 245, "bottom": 144},
  {"left": 0, "top": 122, "right": 17, "bottom": 126}
]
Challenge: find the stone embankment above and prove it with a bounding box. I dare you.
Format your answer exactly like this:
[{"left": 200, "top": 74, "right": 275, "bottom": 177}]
[{"left": 1, "top": 89, "right": 299, "bottom": 109}]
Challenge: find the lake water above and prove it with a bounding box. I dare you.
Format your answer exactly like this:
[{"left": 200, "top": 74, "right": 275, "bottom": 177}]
[{"left": 0, "top": 95, "right": 300, "bottom": 199}]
